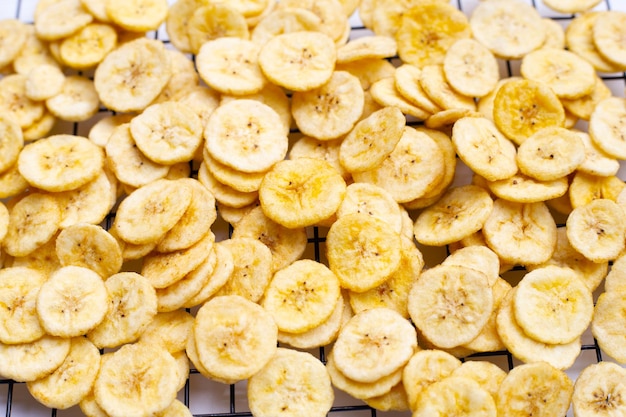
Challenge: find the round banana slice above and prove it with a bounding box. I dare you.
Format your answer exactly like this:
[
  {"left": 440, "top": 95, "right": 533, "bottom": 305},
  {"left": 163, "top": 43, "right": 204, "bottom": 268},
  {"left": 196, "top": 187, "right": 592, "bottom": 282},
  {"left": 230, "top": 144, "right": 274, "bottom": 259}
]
[
  {"left": 339, "top": 106, "right": 405, "bottom": 174},
  {"left": 105, "top": 123, "right": 169, "bottom": 188},
  {"left": 337, "top": 182, "right": 403, "bottom": 235},
  {"left": 55, "top": 223, "right": 122, "bottom": 279},
  {"left": 26, "top": 336, "right": 100, "bottom": 410},
  {"left": 35, "top": 0, "right": 93, "bottom": 41},
  {"left": 451, "top": 117, "right": 517, "bottom": 182},
  {"left": 10, "top": 234, "right": 62, "bottom": 277},
  {"left": 396, "top": 2, "right": 470, "bottom": 68},
  {"left": 573, "top": 361, "right": 626, "bottom": 417},
  {"left": 187, "top": 4, "right": 249, "bottom": 54},
  {"left": 413, "top": 185, "right": 494, "bottom": 247},
  {"left": 566, "top": 199, "right": 626, "bottom": 263},
  {"left": 56, "top": 171, "right": 116, "bottom": 230},
  {"left": 0, "top": 19, "right": 28, "bottom": 68},
  {"left": 333, "top": 307, "right": 417, "bottom": 383},
  {"left": 540, "top": 18, "right": 565, "bottom": 49},
  {"left": 0, "top": 202, "right": 7, "bottom": 244},
  {"left": 604, "top": 253, "right": 626, "bottom": 293},
  {"left": 393, "top": 64, "right": 442, "bottom": 115},
  {"left": 589, "top": 97, "right": 626, "bottom": 160},
  {"left": 289, "top": 136, "right": 349, "bottom": 181},
  {"left": 352, "top": 126, "right": 445, "bottom": 203},
  {"left": 88, "top": 114, "right": 133, "bottom": 148},
  {"left": 563, "top": 77, "right": 612, "bottom": 123},
  {"left": 251, "top": 7, "right": 321, "bottom": 47},
  {"left": 194, "top": 295, "right": 277, "bottom": 383},
  {"left": 326, "top": 213, "right": 402, "bottom": 292},
  {"left": 231, "top": 205, "right": 307, "bottom": 272},
  {"left": 36, "top": 265, "right": 108, "bottom": 337},
  {"left": 59, "top": 22, "right": 117, "bottom": 69},
  {"left": 413, "top": 376, "right": 497, "bottom": 417},
  {"left": 451, "top": 361, "right": 507, "bottom": 398},
  {"left": 326, "top": 349, "right": 403, "bottom": 400},
  {"left": 213, "top": 237, "right": 272, "bottom": 303},
  {"left": 575, "top": 130, "right": 620, "bottom": 177},
  {"left": 94, "top": 342, "right": 179, "bottom": 417},
  {"left": 94, "top": 37, "right": 172, "bottom": 113},
  {"left": 259, "top": 157, "right": 346, "bottom": 229},
  {"left": 139, "top": 310, "right": 194, "bottom": 354},
  {"left": 521, "top": 48, "right": 596, "bottom": 100},
  {"left": 369, "top": 77, "right": 432, "bottom": 120},
  {"left": 197, "top": 162, "right": 259, "bottom": 209},
  {"left": 514, "top": 266, "right": 593, "bottom": 345},
  {"left": 336, "top": 35, "right": 397, "bottom": 64},
  {"left": 402, "top": 349, "right": 462, "bottom": 411},
  {"left": 443, "top": 38, "right": 499, "bottom": 98},
  {"left": 419, "top": 64, "right": 476, "bottom": 111},
  {"left": 470, "top": 0, "right": 545, "bottom": 59},
  {"left": 87, "top": 272, "right": 157, "bottom": 349},
  {"left": 105, "top": 0, "right": 167, "bottom": 32},
  {"left": 114, "top": 179, "right": 190, "bottom": 245},
  {"left": 443, "top": 245, "right": 500, "bottom": 287},
  {"left": 592, "top": 291, "right": 626, "bottom": 364},
  {"left": 493, "top": 78, "right": 565, "bottom": 145},
  {"left": 0, "top": 267, "right": 47, "bottom": 345},
  {"left": 0, "top": 115, "right": 23, "bottom": 176},
  {"left": 408, "top": 264, "right": 493, "bottom": 349},
  {"left": 248, "top": 348, "right": 334, "bottom": 417},
  {"left": 566, "top": 12, "right": 623, "bottom": 73},
  {"left": 292, "top": 70, "right": 364, "bottom": 141},
  {"left": 569, "top": 172, "right": 625, "bottom": 209},
  {"left": 25, "top": 64, "right": 65, "bottom": 101},
  {"left": 130, "top": 101, "right": 202, "bottom": 166},
  {"left": 0, "top": 335, "right": 71, "bottom": 382},
  {"left": 0, "top": 74, "right": 45, "bottom": 129},
  {"left": 204, "top": 99, "right": 288, "bottom": 173},
  {"left": 483, "top": 199, "right": 557, "bottom": 266},
  {"left": 196, "top": 38, "right": 265, "bottom": 96},
  {"left": 3, "top": 193, "right": 61, "bottom": 258},
  {"left": 593, "top": 11, "right": 626, "bottom": 69},
  {"left": 276, "top": 0, "right": 346, "bottom": 42},
  {"left": 363, "top": 381, "right": 409, "bottom": 412},
  {"left": 497, "top": 362, "right": 573, "bottom": 417},
  {"left": 496, "top": 287, "right": 582, "bottom": 370},
  {"left": 516, "top": 126, "right": 585, "bottom": 181},
  {"left": 263, "top": 259, "right": 340, "bottom": 334},
  {"left": 184, "top": 241, "right": 234, "bottom": 308},
  {"left": 258, "top": 31, "right": 336, "bottom": 91},
  {"left": 45, "top": 75, "right": 99, "bottom": 122}
]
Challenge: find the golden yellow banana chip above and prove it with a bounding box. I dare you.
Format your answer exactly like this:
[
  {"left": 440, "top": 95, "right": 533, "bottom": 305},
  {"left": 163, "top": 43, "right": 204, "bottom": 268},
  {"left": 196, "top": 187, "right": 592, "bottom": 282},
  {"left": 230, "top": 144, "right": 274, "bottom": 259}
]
[
  {"left": 248, "top": 347, "right": 334, "bottom": 417},
  {"left": 259, "top": 157, "right": 346, "bottom": 229},
  {"left": 0, "top": 335, "right": 71, "bottom": 383},
  {"left": 396, "top": 2, "right": 470, "bottom": 68},
  {"left": 413, "top": 376, "right": 497, "bottom": 417},
  {"left": 59, "top": 22, "right": 117, "bottom": 69},
  {"left": 139, "top": 309, "right": 194, "bottom": 354},
  {"left": 572, "top": 361, "right": 626, "bottom": 417},
  {"left": 569, "top": 171, "right": 626, "bottom": 209},
  {"left": 197, "top": 162, "right": 259, "bottom": 209},
  {"left": 105, "top": 0, "right": 167, "bottom": 32},
  {"left": 288, "top": 136, "right": 349, "bottom": 181}
]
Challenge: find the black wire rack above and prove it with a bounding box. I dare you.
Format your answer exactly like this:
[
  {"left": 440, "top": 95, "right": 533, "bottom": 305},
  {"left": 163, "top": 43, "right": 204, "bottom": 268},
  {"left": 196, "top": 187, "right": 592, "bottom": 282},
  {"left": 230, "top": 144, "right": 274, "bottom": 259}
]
[{"left": 2, "top": 0, "right": 626, "bottom": 416}]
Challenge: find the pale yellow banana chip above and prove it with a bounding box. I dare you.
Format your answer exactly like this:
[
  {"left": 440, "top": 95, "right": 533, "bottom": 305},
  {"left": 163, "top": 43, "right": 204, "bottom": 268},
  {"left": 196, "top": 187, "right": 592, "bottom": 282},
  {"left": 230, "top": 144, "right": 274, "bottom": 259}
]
[
  {"left": 567, "top": 199, "right": 626, "bottom": 263},
  {"left": 339, "top": 106, "right": 405, "bottom": 174},
  {"left": 369, "top": 76, "right": 431, "bottom": 120},
  {"left": 94, "top": 342, "right": 179, "bottom": 417},
  {"left": 496, "top": 362, "right": 573, "bottom": 417},
  {"left": 443, "top": 245, "right": 500, "bottom": 287},
  {"left": 87, "top": 272, "right": 157, "bottom": 349},
  {"left": 12, "top": 25, "right": 59, "bottom": 76},
  {"left": 0, "top": 202, "right": 8, "bottom": 245},
  {"left": 589, "top": 97, "right": 626, "bottom": 160},
  {"left": 326, "top": 213, "right": 402, "bottom": 292},
  {"left": 251, "top": 7, "right": 321, "bottom": 47},
  {"left": 514, "top": 265, "right": 593, "bottom": 345},
  {"left": 0, "top": 267, "right": 47, "bottom": 345},
  {"left": 196, "top": 37, "right": 266, "bottom": 96},
  {"left": 521, "top": 48, "right": 596, "bottom": 99},
  {"left": 292, "top": 70, "right": 364, "bottom": 141},
  {"left": 88, "top": 114, "right": 133, "bottom": 148},
  {"left": 573, "top": 361, "right": 626, "bottom": 417},
  {"left": 0, "top": 19, "right": 28, "bottom": 68},
  {"left": 420, "top": 64, "right": 476, "bottom": 111},
  {"left": 0, "top": 335, "right": 70, "bottom": 382},
  {"left": 36, "top": 265, "right": 108, "bottom": 337},
  {"left": 183, "top": 241, "right": 234, "bottom": 308},
  {"left": 396, "top": 2, "right": 470, "bottom": 68},
  {"left": 493, "top": 78, "right": 565, "bottom": 145},
  {"left": 259, "top": 157, "right": 346, "bottom": 228},
  {"left": 187, "top": 4, "right": 249, "bottom": 54},
  {"left": 470, "top": 0, "right": 545, "bottom": 59},
  {"left": 10, "top": 233, "right": 61, "bottom": 276},
  {"left": 248, "top": 347, "right": 334, "bottom": 417},
  {"left": 179, "top": 86, "right": 220, "bottom": 129},
  {"left": 197, "top": 162, "right": 259, "bottom": 209},
  {"left": 575, "top": 130, "right": 620, "bottom": 177},
  {"left": 24, "top": 64, "right": 64, "bottom": 101},
  {"left": 408, "top": 264, "right": 493, "bottom": 349},
  {"left": 496, "top": 288, "right": 582, "bottom": 370},
  {"left": 0, "top": 74, "right": 45, "bottom": 129},
  {"left": 204, "top": 99, "right": 288, "bottom": 173},
  {"left": 336, "top": 57, "right": 396, "bottom": 91},
  {"left": 45, "top": 75, "right": 99, "bottom": 122},
  {"left": 333, "top": 307, "right": 417, "bottom": 383},
  {"left": 0, "top": 115, "right": 23, "bottom": 176},
  {"left": 604, "top": 253, "right": 626, "bottom": 294},
  {"left": 593, "top": 11, "right": 626, "bottom": 69},
  {"left": 413, "top": 185, "right": 494, "bottom": 247},
  {"left": 566, "top": 12, "right": 623, "bottom": 73},
  {"left": 258, "top": 31, "right": 336, "bottom": 91},
  {"left": 288, "top": 136, "right": 349, "bottom": 181},
  {"left": 516, "top": 126, "right": 585, "bottom": 181},
  {"left": 539, "top": 18, "right": 565, "bottom": 50},
  {"left": 3, "top": 193, "right": 61, "bottom": 258},
  {"left": 231, "top": 205, "right": 307, "bottom": 272},
  {"left": 26, "top": 336, "right": 100, "bottom": 410},
  {"left": 451, "top": 361, "right": 507, "bottom": 398},
  {"left": 569, "top": 172, "right": 626, "bottom": 209},
  {"left": 56, "top": 170, "right": 116, "bottom": 230},
  {"left": 443, "top": 38, "right": 499, "bottom": 98},
  {"left": 592, "top": 291, "right": 626, "bottom": 364},
  {"left": 193, "top": 295, "right": 277, "bottom": 382},
  {"left": 55, "top": 223, "right": 122, "bottom": 279},
  {"left": 413, "top": 376, "right": 497, "bottom": 417},
  {"left": 152, "top": 50, "right": 199, "bottom": 105},
  {"left": 336, "top": 35, "right": 397, "bottom": 64},
  {"left": 544, "top": 0, "right": 601, "bottom": 13},
  {"left": 363, "top": 382, "right": 410, "bottom": 413},
  {"left": 277, "top": 0, "right": 346, "bottom": 42},
  {"left": 561, "top": 76, "right": 612, "bottom": 122},
  {"left": 35, "top": 0, "right": 93, "bottom": 41},
  {"left": 352, "top": 126, "right": 445, "bottom": 203},
  {"left": 451, "top": 116, "right": 517, "bottom": 182},
  {"left": 139, "top": 309, "right": 194, "bottom": 354},
  {"left": 94, "top": 37, "right": 172, "bottom": 113},
  {"left": 393, "top": 64, "right": 442, "bottom": 115},
  {"left": 59, "top": 22, "right": 117, "bottom": 69},
  {"left": 105, "top": 0, "right": 167, "bottom": 32}
]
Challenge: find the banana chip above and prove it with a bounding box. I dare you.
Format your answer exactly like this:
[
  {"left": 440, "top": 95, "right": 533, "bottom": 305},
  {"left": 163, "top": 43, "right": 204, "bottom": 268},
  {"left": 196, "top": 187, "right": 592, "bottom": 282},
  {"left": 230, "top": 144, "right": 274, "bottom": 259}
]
[
  {"left": 593, "top": 11, "right": 626, "bottom": 70},
  {"left": 59, "top": 22, "right": 117, "bottom": 69},
  {"left": 35, "top": 0, "right": 93, "bottom": 41},
  {"left": 443, "top": 38, "right": 499, "bottom": 98},
  {"left": 566, "top": 12, "right": 623, "bottom": 73},
  {"left": 187, "top": 4, "right": 249, "bottom": 54},
  {"left": 0, "top": 335, "right": 71, "bottom": 382},
  {"left": 105, "top": 0, "right": 167, "bottom": 32},
  {"left": 413, "top": 376, "right": 497, "bottom": 417},
  {"left": 592, "top": 291, "right": 626, "bottom": 364},
  {"left": 573, "top": 361, "right": 626, "bottom": 417}
]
